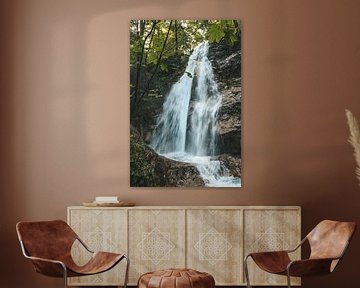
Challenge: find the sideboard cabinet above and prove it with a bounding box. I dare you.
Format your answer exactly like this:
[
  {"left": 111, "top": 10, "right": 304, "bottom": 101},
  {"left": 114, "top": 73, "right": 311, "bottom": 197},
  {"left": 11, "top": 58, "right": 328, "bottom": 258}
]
[{"left": 67, "top": 206, "right": 301, "bottom": 286}]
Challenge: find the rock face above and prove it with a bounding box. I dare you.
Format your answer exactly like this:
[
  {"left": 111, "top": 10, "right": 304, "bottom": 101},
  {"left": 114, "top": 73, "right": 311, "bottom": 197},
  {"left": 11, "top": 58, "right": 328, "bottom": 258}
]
[
  {"left": 214, "top": 154, "right": 241, "bottom": 178},
  {"left": 208, "top": 42, "right": 241, "bottom": 156},
  {"left": 130, "top": 127, "right": 205, "bottom": 187}
]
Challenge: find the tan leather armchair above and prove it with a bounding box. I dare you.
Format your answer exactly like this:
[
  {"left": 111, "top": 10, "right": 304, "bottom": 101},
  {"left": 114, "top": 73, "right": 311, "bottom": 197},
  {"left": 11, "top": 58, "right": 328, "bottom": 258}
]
[
  {"left": 16, "top": 220, "right": 129, "bottom": 288},
  {"left": 244, "top": 220, "right": 356, "bottom": 288}
]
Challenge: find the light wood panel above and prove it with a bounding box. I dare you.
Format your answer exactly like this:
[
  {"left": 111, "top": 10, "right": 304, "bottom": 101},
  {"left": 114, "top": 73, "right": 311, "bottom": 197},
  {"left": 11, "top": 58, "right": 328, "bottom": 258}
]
[
  {"left": 67, "top": 206, "right": 301, "bottom": 286},
  {"left": 187, "top": 209, "right": 243, "bottom": 285},
  {"left": 243, "top": 209, "right": 301, "bottom": 286},
  {"left": 128, "top": 209, "right": 186, "bottom": 284},
  {"left": 67, "top": 208, "right": 127, "bottom": 286}
]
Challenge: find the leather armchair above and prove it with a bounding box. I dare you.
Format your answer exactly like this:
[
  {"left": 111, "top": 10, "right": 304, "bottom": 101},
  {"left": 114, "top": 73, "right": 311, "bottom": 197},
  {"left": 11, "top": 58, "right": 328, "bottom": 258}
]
[
  {"left": 16, "top": 220, "right": 129, "bottom": 288},
  {"left": 244, "top": 220, "right": 356, "bottom": 288}
]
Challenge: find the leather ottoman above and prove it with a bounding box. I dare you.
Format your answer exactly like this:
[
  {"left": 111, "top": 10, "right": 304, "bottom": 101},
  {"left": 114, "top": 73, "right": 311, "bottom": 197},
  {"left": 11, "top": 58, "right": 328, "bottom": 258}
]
[{"left": 138, "top": 268, "right": 215, "bottom": 288}]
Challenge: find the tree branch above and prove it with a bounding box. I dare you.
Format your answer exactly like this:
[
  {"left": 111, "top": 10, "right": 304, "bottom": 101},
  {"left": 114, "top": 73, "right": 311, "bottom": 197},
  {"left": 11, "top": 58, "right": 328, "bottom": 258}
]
[
  {"left": 136, "top": 20, "right": 173, "bottom": 108},
  {"left": 132, "top": 20, "right": 158, "bottom": 116}
]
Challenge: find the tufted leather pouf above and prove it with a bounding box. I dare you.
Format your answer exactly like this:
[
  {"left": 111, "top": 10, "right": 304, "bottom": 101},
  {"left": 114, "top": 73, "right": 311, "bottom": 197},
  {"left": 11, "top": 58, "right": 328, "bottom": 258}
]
[{"left": 138, "top": 268, "right": 215, "bottom": 288}]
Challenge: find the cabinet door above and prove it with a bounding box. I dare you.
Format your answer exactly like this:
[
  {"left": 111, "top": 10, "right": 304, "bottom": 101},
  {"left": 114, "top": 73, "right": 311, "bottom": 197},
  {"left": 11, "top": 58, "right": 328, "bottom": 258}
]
[
  {"left": 68, "top": 208, "right": 127, "bottom": 286},
  {"left": 244, "top": 209, "right": 301, "bottom": 286},
  {"left": 128, "top": 209, "right": 186, "bottom": 284},
  {"left": 187, "top": 209, "right": 243, "bottom": 285}
]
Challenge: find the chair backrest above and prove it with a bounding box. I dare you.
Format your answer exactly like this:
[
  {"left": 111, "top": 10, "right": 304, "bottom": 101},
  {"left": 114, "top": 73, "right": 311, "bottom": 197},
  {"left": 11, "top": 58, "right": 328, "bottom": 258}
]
[
  {"left": 307, "top": 220, "right": 356, "bottom": 261},
  {"left": 16, "top": 220, "right": 77, "bottom": 261}
]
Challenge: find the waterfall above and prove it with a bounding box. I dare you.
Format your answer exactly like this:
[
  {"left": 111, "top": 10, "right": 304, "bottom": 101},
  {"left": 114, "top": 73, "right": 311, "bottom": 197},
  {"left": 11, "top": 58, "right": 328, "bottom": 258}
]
[
  {"left": 151, "top": 44, "right": 202, "bottom": 154},
  {"left": 187, "top": 42, "right": 221, "bottom": 156},
  {"left": 151, "top": 41, "right": 240, "bottom": 187}
]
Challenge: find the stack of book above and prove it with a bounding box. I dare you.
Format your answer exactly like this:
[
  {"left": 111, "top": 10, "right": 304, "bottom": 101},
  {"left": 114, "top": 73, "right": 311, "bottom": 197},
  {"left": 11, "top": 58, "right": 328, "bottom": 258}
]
[
  {"left": 93, "top": 196, "right": 119, "bottom": 204},
  {"left": 83, "top": 196, "right": 135, "bottom": 207}
]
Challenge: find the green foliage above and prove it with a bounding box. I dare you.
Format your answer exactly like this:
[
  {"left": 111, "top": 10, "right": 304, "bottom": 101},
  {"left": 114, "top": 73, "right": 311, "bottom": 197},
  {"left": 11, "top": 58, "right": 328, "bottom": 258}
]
[
  {"left": 207, "top": 24, "right": 225, "bottom": 43},
  {"left": 206, "top": 20, "right": 240, "bottom": 45},
  {"left": 130, "top": 19, "right": 241, "bottom": 119},
  {"left": 160, "top": 63, "right": 168, "bottom": 72},
  {"left": 130, "top": 19, "right": 240, "bottom": 73}
]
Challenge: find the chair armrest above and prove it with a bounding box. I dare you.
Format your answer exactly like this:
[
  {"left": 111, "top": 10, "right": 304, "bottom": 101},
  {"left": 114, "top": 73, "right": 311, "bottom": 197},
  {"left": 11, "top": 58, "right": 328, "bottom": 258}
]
[
  {"left": 26, "top": 255, "right": 64, "bottom": 265},
  {"left": 26, "top": 255, "right": 67, "bottom": 278},
  {"left": 76, "top": 236, "right": 94, "bottom": 253},
  {"left": 245, "top": 237, "right": 306, "bottom": 259},
  {"left": 287, "top": 258, "right": 336, "bottom": 277},
  {"left": 250, "top": 250, "right": 289, "bottom": 255},
  {"left": 19, "top": 240, "right": 67, "bottom": 277},
  {"left": 286, "top": 237, "right": 307, "bottom": 253},
  {"left": 245, "top": 237, "right": 306, "bottom": 260}
]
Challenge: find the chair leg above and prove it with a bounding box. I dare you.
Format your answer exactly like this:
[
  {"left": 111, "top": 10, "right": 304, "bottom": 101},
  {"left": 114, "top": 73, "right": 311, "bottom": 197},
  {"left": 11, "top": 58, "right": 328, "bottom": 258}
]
[
  {"left": 244, "top": 255, "right": 252, "bottom": 288},
  {"left": 286, "top": 269, "right": 291, "bottom": 288},
  {"left": 62, "top": 264, "right": 68, "bottom": 288},
  {"left": 123, "top": 255, "right": 130, "bottom": 288}
]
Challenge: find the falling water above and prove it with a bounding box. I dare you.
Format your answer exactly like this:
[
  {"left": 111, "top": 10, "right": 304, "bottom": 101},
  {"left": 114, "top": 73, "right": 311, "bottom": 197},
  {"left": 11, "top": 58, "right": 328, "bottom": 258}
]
[
  {"left": 151, "top": 44, "right": 202, "bottom": 154},
  {"left": 151, "top": 42, "right": 240, "bottom": 187},
  {"left": 187, "top": 42, "right": 220, "bottom": 156}
]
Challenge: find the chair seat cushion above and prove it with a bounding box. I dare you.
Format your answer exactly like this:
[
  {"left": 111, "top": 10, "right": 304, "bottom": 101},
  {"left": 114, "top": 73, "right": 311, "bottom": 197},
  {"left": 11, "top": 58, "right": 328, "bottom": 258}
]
[{"left": 138, "top": 268, "right": 215, "bottom": 288}]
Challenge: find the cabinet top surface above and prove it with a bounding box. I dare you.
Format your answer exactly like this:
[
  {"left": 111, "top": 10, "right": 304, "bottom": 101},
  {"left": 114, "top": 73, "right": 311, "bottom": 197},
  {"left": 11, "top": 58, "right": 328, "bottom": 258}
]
[{"left": 68, "top": 205, "right": 301, "bottom": 210}]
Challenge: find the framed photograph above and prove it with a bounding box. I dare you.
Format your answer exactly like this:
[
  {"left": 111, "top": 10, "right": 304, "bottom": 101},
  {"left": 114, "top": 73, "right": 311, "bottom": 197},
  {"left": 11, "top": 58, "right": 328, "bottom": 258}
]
[{"left": 130, "top": 20, "right": 241, "bottom": 187}]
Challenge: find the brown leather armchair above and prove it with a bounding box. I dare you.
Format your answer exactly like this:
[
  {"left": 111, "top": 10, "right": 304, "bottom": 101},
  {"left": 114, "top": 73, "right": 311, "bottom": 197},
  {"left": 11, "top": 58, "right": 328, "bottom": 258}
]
[
  {"left": 16, "top": 220, "right": 129, "bottom": 288},
  {"left": 244, "top": 220, "right": 356, "bottom": 288}
]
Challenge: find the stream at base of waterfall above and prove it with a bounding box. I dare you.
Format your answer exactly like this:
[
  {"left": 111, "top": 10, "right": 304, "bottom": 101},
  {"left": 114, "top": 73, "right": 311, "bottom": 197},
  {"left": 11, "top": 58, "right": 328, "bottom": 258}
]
[{"left": 151, "top": 41, "right": 241, "bottom": 187}]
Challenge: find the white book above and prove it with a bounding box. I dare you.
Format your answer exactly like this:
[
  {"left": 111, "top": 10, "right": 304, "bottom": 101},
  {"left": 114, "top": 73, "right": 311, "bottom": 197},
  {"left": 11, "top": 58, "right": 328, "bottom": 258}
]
[{"left": 95, "top": 196, "right": 119, "bottom": 202}]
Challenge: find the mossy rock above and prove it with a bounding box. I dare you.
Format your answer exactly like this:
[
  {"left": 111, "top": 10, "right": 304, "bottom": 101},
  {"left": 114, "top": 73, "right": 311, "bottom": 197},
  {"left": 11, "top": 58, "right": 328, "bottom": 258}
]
[{"left": 130, "top": 127, "right": 205, "bottom": 187}]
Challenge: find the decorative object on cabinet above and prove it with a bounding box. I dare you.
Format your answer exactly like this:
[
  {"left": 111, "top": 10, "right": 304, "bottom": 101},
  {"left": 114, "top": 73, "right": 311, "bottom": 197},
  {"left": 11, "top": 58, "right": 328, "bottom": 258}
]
[
  {"left": 244, "top": 220, "right": 356, "bottom": 288},
  {"left": 68, "top": 206, "right": 300, "bottom": 286},
  {"left": 82, "top": 195, "right": 135, "bottom": 207},
  {"left": 83, "top": 201, "right": 135, "bottom": 207},
  {"left": 130, "top": 20, "right": 241, "bottom": 188},
  {"left": 138, "top": 268, "right": 215, "bottom": 288},
  {"left": 16, "top": 220, "right": 129, "bottom": 288},
  {"left": 94, "top": 196, "right": 120, "bottom": 203}
]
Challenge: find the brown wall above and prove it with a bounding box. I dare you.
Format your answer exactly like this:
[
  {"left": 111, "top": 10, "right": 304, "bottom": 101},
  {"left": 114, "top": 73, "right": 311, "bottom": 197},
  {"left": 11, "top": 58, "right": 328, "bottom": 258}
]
[{"left": 1, "top": 0, "right": 360, "bottom": 287}]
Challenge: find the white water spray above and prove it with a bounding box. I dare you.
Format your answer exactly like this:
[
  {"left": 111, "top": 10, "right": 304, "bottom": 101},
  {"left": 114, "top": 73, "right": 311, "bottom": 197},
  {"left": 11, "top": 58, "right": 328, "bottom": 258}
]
[{"left": 151, "top": 42, "right": 240, "bottom": 187}]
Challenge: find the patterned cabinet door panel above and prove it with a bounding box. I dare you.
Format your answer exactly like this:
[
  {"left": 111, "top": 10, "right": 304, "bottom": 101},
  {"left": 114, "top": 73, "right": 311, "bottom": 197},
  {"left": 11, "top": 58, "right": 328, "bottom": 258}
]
[
  {"left": 187, "top": 209, "right": 243, "bottom": 285},
  {"left": 68, "top": 208, "right": 128, "bottom": 286},
  {"left": 128, "top": 209, "right": 186, "bottom": 284},
  {"left": 244, "top": 209, "right": 301, "bottom": 286}
]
